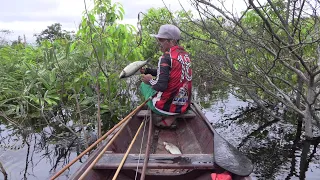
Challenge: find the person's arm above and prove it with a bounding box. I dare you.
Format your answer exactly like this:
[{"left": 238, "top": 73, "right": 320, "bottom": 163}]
[
  {"left": 149, "top": 55, "right": 171, "bottom": 92},
  {"left": 144, "top": 68, "right": 157, "bottom": 76}
]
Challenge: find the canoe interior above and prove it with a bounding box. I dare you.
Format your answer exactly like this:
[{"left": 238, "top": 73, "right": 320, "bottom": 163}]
[
  {"left": 108, "top": 109, "right": 214, "bottom": 155},
  {"left": 70, "top": 105, "right": 248, "bottom": 180}
]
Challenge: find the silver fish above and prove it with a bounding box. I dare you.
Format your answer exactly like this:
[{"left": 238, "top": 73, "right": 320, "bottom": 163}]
[
  {"left": 119, "top": 58, "right": 151, "bottom": 79},
  {"left": 163, "top": 142, "right": 182, "bottom": 154}
]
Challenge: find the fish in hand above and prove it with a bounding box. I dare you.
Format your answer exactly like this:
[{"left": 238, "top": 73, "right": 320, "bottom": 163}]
[{"left": 119, "top": 58, "right": 151, "bottom": 78}]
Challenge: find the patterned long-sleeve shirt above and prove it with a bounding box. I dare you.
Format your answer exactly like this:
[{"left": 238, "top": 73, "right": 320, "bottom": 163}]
[{"left": 143, "top": 46, "right": 192, "bottom": 115}]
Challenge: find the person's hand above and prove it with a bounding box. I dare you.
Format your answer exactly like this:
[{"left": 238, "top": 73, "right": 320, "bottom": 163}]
[
  {"left": 140, "top": 68, "right": 145, "bottom": 74},
  {"left": 141, "top": 74, "right": 153, "bottom": 84}
]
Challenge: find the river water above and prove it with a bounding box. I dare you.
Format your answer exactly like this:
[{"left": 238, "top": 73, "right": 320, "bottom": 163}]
[{"left": 0, "top": 93, "right": 319, "bottom": 180}]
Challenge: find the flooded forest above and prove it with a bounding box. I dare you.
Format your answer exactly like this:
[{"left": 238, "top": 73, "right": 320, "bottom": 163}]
[{"left": 1, "top": 0, "right": 320, "bottom": 179}]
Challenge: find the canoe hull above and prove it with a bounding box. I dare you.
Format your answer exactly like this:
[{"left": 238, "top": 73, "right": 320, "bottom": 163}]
[{"left": 70, "top": 103, "right": 252, "bottom": 180}]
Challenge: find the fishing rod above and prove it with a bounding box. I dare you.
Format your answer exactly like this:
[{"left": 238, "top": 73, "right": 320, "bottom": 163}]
[
  {"left": 50, "top": 97, "right": 151, "bottom": 180},
  {"left": 112, "top": 119, "right": 146, "bottom": 180},
  {"left": 140, "top": 109, "right": 153, "bottom": 180},
  {"left": 78, "top": 112, "right": 134, "bottom": 180}
]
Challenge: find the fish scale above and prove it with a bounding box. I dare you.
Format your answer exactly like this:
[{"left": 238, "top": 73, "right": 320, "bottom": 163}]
[
  {"left": 119, "top": 58, "right": 151, "bottom": 78},
  {"left": 163, "top": 141, "right": 182, "bottom": 154}
]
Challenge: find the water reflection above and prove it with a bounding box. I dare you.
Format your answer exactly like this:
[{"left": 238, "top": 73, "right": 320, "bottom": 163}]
[
  {"left": 0, "top": 123, "right": 91, "bottom": 180},
  {"left": 203, "top": 93, "right": 320, "bottom": 180}
]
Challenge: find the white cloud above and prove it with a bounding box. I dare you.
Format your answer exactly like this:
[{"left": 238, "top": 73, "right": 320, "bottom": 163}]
[
  {"left": 0, "top": 0, "right": 84, "bottom": 42},
  {"left": 0, "top": 0, "right": 249, "bottom": 43}
]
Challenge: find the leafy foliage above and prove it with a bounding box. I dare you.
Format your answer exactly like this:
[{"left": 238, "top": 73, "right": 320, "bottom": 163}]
[
  {"left": 187, "top": 0, "right": 320, "bottom": 137},
  {"left": 2, "top": 0, "right": 319, "bottom": 150},
  {"left": 34, "top": 23, "right": 74, "bottom": 44},
  {"left": 0, "top": 0, "right": 143, "bottom": 136}
]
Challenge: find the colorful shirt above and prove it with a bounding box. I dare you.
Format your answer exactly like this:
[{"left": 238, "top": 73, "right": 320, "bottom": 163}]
[{"left": 144, "top": 46, "right": 192, "bottom": 115}]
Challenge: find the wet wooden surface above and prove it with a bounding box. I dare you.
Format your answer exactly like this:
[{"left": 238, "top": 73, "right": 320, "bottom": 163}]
[
  {"left": 108, "top": 169, "right": 216, "bottom": 180},
  {"left": 136, "top": 110, "right": 196, "bottom": 118},
  {"left": 94, "top": 154, "right": 214, "bottom": 169},
  {"left": 71, "top": 106, "right": 251, "bottom": 180},
  {"left": 156, "top": 129, "right": 180, "bottom": 154}
]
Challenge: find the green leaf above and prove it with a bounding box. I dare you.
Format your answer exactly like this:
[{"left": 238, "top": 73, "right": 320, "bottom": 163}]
[
  {"left": 92, "top": 33, "right": 96, "bottom": 39},
  {"left": 70, "top": 41, "right": 77, "bottom": 52},
  {"left": 49, "top": 71, "right": 56, "bottom": 84},
  {"left": 15, "top": 105, "right": 20, "bottom": 115},
  {"left": 44, "top": 90, "right": 49, "bottom": 99},
  {"left": 45, "top": 98, "right": 58, "bottom": 106},
  {"left": 6, "top": 107, "right": 16, "bottom": 115},
  {"left": 74, "top": 77, "right": 80, "bottom": 83},
  {"left": 84, "top": 86, "right": 93, "bottom": 96},
  {"left": 37, "top": 78, "right": 49, "bottom": 89},
  {"left": 80, "top": 97, "right": 93, "bottom": 105},
  {"left": 89, "top": 14, "right": 96, "bottom": 22}
]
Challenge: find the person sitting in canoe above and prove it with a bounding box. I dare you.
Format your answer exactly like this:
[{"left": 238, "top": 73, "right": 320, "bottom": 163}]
[{"left": 140, "top": 24, "right": 192, "bottom": 128}]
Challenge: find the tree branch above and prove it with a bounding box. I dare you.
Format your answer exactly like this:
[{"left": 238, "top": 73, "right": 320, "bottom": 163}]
[
  {"left": 0, "top": 161, "right": 8, "bottom": 180},
  {"left": 278, "top": 59, "right": 309, "bottom": 82},
  {"left": 249, "top": 0, "right": 311, "bottom": 75},
  {"left": 83, "top": 0, "right": 109, "bottom": 79},
  {"left": 267, "top": 0, "right": 291, "bottom": 38},
  {"left": 244, "top": 87, "right": 283, "bottom": 120},
  {"left": 292, "top": 0, "right": 306, "bottom": 38}
]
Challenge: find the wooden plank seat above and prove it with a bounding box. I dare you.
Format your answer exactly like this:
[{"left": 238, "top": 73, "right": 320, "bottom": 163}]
[
  {"left": 94, "top": 154, "right": 214, "bottom": 169},
  {"left": 136, "top": 110, "right": 196, "bottom": 119}
]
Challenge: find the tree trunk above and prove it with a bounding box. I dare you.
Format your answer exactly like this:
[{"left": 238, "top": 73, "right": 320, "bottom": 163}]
[
  {"left": 305, "top": 84, "right": 315, "bottom": 138},
  {"left": 75, "top": 92, "right": 89, "bottom": 149},
  {"left": 96, "top": 82, "right": 101, "bottom": 138},
  {"left": 304, "top": 106, "right": 313, "bottom": 138},
  {"left": 0, "top": 161, "right": 8, "bottom": 180}
]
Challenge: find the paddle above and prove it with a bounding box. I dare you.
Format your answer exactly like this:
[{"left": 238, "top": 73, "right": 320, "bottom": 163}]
[{"left": 191, "top": 103, "right": 254, "bottom": 177}]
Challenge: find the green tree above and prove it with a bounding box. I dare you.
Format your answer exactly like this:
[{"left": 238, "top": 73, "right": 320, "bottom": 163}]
[
  {"left": 77, "top": 0, "right": 144, "bottom": 136},
  {"left": 0, "top": 30, "right": 11, "bottom": 47},
  {"left": 34, "top": 23, "right": 74, "bottom": 44},
  {"left": 139, "top": 7, "right": 230, "bottom": 107},
  {"left": 187, "top": 0, "right": 320, "bottom": 137},
  {"left": 0, "top": 0, "right": 143, "bottom": 141}
]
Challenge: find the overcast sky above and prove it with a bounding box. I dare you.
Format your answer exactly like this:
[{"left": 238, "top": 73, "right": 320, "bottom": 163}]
[{"left": 0, "top": 0, "right": 247, "bottom": 43}]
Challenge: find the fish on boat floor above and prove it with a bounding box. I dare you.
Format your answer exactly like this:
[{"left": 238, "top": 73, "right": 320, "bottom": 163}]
[{"left": 69, "top": 106, "right": 253, "bottom": 180}]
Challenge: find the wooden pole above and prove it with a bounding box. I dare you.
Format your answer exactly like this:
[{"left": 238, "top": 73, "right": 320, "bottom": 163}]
[
  {"left": 140, "top": 110, "right": 153, "bottom": 180},
  {"left": 50, "top": 98, "right": 151, "bottom": 180},
  {"left": 112, "top": 120, "right": 145, "bottom": 180},
  {"left": 78, "top": 114, "right": 134, "bottom": 180}
]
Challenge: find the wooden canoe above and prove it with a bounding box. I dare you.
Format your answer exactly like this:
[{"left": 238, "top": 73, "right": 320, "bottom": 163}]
[{"left": 70, "top": 103, "right": 253, "bottom": 180}]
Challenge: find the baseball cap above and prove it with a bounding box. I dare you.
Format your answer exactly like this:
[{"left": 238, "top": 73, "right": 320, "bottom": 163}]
[{"left": 150, "top": 24, "right": 181, "bottom": 40}]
